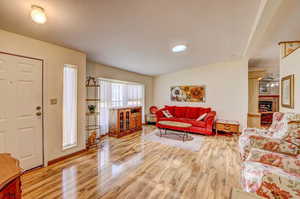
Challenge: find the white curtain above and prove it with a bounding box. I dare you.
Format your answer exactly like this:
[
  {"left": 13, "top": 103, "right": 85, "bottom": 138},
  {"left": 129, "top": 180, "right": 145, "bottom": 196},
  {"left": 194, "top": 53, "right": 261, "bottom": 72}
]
[{"left": 98, "top": 79, "right": 144, "bottom": 135}]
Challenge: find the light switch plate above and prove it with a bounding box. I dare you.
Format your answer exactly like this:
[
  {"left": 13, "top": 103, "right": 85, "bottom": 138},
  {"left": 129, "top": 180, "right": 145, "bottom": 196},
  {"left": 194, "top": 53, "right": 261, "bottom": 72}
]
[{"left": 50, "top": 98, "right": 58, "bottom": 105}]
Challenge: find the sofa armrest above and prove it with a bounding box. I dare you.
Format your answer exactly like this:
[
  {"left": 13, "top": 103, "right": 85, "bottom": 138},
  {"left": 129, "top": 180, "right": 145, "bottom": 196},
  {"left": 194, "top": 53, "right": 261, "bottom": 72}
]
[
  {"left": 204, "top": 111, "right": 216, "bottom": 131},
  {"left": 239, "top": 134, "right": 299, "bottom": 160},
  {"left": 242, "top": 160, "right": 300, "bottom": 197},
  {"left": 155, "top": 108, "right": 166, "bottom": 122}
]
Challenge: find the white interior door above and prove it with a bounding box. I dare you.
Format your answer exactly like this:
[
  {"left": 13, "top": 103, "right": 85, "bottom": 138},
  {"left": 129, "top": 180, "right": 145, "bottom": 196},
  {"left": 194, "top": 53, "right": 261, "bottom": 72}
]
[{"left": 0, "top": 53, "right": 43, "bottom": 170}]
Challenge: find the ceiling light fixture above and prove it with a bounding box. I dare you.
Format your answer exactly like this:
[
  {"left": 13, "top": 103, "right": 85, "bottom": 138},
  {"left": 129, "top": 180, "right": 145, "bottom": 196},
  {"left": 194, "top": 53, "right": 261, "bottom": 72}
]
[
  {"left": 31, "top": 5, "right": 47, "bottom": 24},
  {"left": 172, "top": 44, "right": 187, "bottom": 53}
]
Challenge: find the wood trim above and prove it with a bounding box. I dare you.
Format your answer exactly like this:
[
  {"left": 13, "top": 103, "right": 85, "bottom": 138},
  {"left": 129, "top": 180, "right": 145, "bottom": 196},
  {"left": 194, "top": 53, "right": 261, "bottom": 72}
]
[
  {"left": 22, "top": 165, "right": 44, "bottom": 175},
  {"left": 284, "top": 43, "right": 287, "bottom": 57},
  {"left": 284, "top": 46, "right": 300, "bottom": 57},
  {"left": 278, "top": 41, "right": 300, "bottom": 45},
  {"left": 248, "top": 113, "right": 261, "bottom": 117},
  {"left": 259, "top": 95, "right": 279, "bottom": 98},
  {"left": 47, "top": 149, "right": 88, "bottom": 166},
  {"left": 0, "top": 51, "right": 43, "bottom": 61},
  {"left": 279, "top": 41, "right": 300, "bottom": 58},
  {"left": 281, "top": 74, "right": 295, "bottom": 109},
  {"left": 288, "top": 120, "right": 300, "bottom": 124}
]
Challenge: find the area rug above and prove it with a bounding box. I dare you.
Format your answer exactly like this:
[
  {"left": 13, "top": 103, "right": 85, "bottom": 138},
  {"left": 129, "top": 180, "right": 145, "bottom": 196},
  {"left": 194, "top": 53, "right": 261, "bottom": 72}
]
[{"left": 142, "top": 129, "right": 203, "bottom": 152}]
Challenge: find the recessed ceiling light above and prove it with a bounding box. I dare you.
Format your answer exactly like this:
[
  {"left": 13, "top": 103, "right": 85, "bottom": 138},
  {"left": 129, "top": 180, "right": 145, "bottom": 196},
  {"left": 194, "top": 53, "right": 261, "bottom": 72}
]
[
  {"left": 31, "top": 5, "right": 47, "bottom": 24},
  {"left": 172, "top": 45, "right": 187, "bottom": 53}
]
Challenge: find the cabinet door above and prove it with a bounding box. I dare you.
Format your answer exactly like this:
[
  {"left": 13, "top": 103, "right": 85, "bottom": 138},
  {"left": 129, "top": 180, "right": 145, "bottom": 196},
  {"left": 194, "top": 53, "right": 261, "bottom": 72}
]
[
  {"left": 125, "top": 110, "right": 130, "bottom": 131},
  {"left": 136, "top": 113, "right": 142, "bottom": 128},
  {"left": 119, "top": 111, "right": 125, "bottom": 132},
  {"left": 130, "top": 114, "right": 136, "bottom": 129}
]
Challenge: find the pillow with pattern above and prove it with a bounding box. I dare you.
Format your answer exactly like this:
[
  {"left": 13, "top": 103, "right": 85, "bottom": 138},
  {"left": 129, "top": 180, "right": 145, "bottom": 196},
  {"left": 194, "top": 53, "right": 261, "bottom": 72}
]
[
  {"left": 162, "top": 110, "right": 173, "bottom": 118},
  {"left": 196, "top": 113, "right": 207, "bottom": 121}
]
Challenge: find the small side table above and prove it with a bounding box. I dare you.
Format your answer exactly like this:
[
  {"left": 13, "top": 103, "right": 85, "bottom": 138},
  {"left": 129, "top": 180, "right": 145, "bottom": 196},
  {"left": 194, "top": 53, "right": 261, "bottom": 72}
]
[{"left": 215, "top": 119, "right": 240, "bottom": 136}]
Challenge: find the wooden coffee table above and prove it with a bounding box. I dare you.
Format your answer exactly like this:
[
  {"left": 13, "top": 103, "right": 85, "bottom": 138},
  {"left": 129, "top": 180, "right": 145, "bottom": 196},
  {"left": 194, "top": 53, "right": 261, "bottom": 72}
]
[{"left": 157, "top": 121, "right": 192, "bottom": 142}]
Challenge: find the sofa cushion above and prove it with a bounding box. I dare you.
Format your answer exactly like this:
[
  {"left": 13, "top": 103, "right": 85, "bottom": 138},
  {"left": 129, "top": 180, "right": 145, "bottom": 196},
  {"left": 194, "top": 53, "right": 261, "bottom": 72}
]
[
  {"left": 159, "top": 117, "right": 194, "bottom": 124},
  {"left": 198, "top": 107, "right": 211, "bottom": 116},
  {"left": 186, "top": 107, "right": 201, "bottom": 119},
  {"left": 165, "top": 105, "right": 176, "bottom": 116},
  {"left": 190, "top": 120, "right": 206, "bottom": 128},
  {"left": 174, "top": 106, "right": 187, "bottom": 118}
]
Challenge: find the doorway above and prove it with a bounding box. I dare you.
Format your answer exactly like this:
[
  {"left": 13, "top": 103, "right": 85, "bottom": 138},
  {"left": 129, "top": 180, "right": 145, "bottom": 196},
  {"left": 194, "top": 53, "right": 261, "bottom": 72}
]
[{"left": 0, "top": 52, "right": 44, "bottom": 170}]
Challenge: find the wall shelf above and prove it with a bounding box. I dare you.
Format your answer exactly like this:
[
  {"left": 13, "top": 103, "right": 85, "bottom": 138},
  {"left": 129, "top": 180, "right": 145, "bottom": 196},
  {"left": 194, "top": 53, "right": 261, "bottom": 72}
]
[
  {"left": 86, "top": 112, "right": 100, "bottom": 116},
  {"left": 86, "top": 99, "right": 100, "bottom": 102},
  {"left": 86, "top": 76, "right": 101, "bottom": 149},
  {"left": 86, "top": 85, "right": 100, "bottom": 88}
]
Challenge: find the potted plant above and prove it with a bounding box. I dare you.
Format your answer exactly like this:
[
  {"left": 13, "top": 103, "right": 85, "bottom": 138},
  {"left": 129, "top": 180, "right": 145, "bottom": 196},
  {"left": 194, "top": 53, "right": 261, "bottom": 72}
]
[{"left": 88, "top": 105, "right": 96, "bottom": 113}]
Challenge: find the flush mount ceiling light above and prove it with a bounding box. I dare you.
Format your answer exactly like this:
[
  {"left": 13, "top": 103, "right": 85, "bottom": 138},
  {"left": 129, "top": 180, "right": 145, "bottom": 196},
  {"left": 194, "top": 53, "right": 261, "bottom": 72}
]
[
  {"left": 31, "top": 5, "right": 47, "bottom": 24},
  {"left": 172, "top": 44, "right": 187, "bottom": 53}
]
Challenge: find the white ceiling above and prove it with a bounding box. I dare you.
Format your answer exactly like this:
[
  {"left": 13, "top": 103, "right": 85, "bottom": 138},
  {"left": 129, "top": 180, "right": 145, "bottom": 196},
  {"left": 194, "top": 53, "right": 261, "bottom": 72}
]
[
  {"left": 249, "top": 0, "right": 300, "bottom": 70},
  {"left": 0, "top": 0, "right": 261, "bottom": 75}
]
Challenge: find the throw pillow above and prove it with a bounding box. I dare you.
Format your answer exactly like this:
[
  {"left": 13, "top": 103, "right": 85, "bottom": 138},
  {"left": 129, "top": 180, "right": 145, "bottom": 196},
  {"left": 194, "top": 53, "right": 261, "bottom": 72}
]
[
  {"left": 196, "top": 113, "right": 207, "bottom": 121},
  {"left": 162, "top": 110, "right": 173, "bottom": 118}
]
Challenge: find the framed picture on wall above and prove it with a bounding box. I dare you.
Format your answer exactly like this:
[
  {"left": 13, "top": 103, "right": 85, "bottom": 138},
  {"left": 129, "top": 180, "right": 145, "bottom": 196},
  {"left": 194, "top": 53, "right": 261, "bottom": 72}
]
[
  {"left": 170, "top": 85, "right": 206, "bottom": 102},
  {"left": 281, "top": 74, "right": 294, "bottom": 108}
]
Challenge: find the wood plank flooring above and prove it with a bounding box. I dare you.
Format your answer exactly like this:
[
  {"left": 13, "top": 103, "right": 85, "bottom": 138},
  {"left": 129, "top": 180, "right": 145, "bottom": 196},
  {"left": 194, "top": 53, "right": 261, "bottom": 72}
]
[{"left": 21, "top": 125, "right": 242, "bottom": 199}]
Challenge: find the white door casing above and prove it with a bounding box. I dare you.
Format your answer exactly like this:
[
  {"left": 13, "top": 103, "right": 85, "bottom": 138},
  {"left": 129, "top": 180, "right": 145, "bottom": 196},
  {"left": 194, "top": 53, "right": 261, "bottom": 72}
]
[{"left": 0, "top": 53, "right": 43, "bottom": 170}]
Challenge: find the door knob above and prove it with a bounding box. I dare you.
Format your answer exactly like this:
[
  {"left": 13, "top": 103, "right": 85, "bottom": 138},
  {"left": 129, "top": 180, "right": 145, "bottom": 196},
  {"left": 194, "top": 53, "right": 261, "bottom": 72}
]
[
  {"left": 36, "top": 106, "right": 41, "bottom": 110},
  {"left": 36, "top": 112, "right": 42, "bottom": 116}
]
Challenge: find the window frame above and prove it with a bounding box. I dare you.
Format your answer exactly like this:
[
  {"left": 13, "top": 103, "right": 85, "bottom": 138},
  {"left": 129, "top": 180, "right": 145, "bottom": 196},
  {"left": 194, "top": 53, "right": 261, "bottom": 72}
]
[{"left": 62, "top": 64, "right": 78, "bottom": 150}]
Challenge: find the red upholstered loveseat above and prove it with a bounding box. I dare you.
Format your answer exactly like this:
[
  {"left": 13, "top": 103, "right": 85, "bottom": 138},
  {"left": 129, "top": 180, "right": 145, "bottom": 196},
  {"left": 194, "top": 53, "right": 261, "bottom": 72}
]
[{"left": 155, "top": 106, "right": 216, "bottom": 135}]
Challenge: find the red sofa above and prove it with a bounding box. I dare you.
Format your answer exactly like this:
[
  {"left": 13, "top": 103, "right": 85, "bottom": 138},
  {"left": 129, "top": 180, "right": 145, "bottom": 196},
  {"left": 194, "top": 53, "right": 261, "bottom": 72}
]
[{"left": 155, "top": 106, "right": 216, "bottom": 135}]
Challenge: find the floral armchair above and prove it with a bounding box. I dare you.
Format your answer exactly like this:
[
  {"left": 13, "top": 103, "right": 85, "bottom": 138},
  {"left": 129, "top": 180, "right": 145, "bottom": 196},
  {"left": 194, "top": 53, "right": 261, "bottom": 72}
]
[
  {"left": 241, "top": 149, "right": 300, "bottom": 198},
  {"left": 239, "top": 112, "right": 300, "bottom": 160}
]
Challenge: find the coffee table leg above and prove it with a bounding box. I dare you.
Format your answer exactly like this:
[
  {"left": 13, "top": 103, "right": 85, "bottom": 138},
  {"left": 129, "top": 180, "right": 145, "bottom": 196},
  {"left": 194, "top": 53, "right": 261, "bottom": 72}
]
[
  {"left": 183, "top": 130, "right": 187, "bottom": 142},
  {"left": 159, "top": 128, "right": 162, "bottom": 137}
]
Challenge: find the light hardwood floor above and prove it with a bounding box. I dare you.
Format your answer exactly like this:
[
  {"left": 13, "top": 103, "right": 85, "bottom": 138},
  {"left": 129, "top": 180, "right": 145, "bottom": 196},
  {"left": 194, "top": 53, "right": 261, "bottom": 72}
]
[{"left": 22, "top": 125, "right": 242, "bottom": 199}]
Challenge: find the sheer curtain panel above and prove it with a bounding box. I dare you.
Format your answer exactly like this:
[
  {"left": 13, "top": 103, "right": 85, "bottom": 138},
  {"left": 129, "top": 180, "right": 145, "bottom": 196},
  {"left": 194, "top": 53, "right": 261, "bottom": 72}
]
[{"left": 98, "top": 79, "right": 144, "bottom": 135}]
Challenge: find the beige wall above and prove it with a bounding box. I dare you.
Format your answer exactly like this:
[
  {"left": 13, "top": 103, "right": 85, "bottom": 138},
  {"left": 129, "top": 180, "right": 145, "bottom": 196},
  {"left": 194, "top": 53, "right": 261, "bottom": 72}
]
[
  {"left": 86, "top": 61, "right": 154, "bottom": 114},
  {"left": 153, "top": 59, "right": 248, "bottom": 130},
  {"left": 0, "top": 29, "right": 86, "bottom": 164},
  {"left": 280, "top": 48, "right": 300, "bottom": 113}
]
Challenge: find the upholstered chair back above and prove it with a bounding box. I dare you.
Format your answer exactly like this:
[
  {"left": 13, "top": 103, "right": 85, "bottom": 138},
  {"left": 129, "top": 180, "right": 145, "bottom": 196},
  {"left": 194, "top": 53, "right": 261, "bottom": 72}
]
[
  {"left": 283, "top": 117, "right": 300, "bottom": 147},
  {"left": 268, "top": 112, "right": 298, "bottom": 139}
]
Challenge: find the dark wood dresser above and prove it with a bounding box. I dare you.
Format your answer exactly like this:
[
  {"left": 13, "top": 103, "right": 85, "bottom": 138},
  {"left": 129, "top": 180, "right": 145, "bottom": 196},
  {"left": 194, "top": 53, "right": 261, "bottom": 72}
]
[{"left": 0, "top": 154, "right": 22, "bottom": 199}]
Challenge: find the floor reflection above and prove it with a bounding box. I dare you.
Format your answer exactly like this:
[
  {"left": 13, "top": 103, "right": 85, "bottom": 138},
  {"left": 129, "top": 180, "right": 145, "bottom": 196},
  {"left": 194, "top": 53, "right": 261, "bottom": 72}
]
[{"left": 62, "top": 166, "right": 78, "bottom": 199}]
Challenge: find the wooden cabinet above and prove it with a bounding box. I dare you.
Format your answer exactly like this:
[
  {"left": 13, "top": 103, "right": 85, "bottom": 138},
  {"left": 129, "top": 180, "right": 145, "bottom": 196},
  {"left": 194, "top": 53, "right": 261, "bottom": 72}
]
[
  {"left": 0, "top": 178, "right": 21, "bottom": 199},
  {"left": 0, "top": 154, "right": 22, "bottom": 199},
  {"left": 215, "top": 120, "right": 240, "bottom": 135},
  {"left": 109, "top": 107, "right": 142, "bottom": 138}
]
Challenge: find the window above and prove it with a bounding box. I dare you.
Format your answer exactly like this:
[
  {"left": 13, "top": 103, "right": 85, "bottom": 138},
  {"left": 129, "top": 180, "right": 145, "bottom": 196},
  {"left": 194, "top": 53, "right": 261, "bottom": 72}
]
[
  {"left": 127, "top": 84, "right": 143, "bottom": 106},
  {"left": 63, "top": 65, "right": 78, "bottom": 149},
  {"left": 98, "top": 79, "right": 145, "bottom": 135},
  {"left": 111, "top": 83, "right": 124, "bottom": 107}
]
